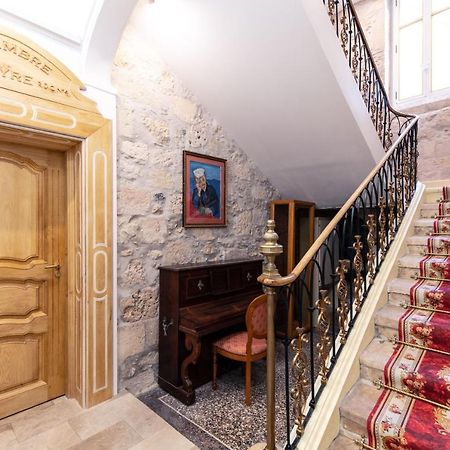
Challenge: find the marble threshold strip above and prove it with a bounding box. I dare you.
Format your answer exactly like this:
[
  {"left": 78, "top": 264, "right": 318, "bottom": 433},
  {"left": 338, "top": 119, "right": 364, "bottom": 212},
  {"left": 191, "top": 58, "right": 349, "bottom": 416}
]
[
  {"left": 424, "top": 253, "right": 450, "bottom": 256},
  {"left": 435, "top": 215, "right": 450, "bottom": 218},
  {"left": 429, "top": 233, "right": 450, "bottom": 236},
  {"left": 399, "top": 302, "right": 450, "bottom": 315},
  {"left": 372, "top": 380, "right": 450, "bottom": 411},
  {"left": 388, "top": 336, "right": 450, "bottom": 357}
]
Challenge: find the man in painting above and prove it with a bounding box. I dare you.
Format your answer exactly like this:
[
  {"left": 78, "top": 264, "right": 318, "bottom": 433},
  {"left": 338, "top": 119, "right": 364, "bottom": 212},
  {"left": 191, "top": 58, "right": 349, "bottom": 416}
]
[{"left": 192, "top": 167, "right": 219, "bottom": 217}]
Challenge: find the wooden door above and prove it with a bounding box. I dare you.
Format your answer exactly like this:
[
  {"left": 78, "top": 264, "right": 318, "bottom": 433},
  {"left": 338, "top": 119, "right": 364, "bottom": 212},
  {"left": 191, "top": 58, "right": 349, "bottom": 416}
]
[{"left": 0, "top": 143, "right": 66, "bottom": 419}]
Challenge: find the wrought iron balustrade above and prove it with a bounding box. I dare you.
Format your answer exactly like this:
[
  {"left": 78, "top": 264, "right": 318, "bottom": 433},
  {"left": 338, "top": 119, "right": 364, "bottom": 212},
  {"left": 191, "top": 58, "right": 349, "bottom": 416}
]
[
  {"left": 323, "top": 0, "right": 414, "bottom": 148},
  {"left": 259, "top": 117, "right": 419, "bottom": 449},
  {"left": 254, "top": 3, "right": 420, "bottom": 448}
]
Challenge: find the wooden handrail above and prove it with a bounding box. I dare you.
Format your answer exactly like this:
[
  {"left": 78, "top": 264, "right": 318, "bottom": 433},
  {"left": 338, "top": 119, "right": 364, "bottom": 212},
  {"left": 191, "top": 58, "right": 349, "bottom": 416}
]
[{"left": 258, "top": 116, "right": 419, "bottom": 287}]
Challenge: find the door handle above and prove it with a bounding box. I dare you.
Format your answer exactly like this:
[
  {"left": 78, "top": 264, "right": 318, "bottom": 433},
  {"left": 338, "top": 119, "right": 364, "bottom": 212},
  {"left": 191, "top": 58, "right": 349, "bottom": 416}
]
[{"left": 45, "top": 263, "right": 61, "bottom": 278}]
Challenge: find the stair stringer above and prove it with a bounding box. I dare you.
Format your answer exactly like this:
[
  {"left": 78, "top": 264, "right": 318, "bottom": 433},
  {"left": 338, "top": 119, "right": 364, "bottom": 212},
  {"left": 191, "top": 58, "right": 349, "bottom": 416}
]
[{"left": 295, "top": 181, "right": 426, "bottom": 450}]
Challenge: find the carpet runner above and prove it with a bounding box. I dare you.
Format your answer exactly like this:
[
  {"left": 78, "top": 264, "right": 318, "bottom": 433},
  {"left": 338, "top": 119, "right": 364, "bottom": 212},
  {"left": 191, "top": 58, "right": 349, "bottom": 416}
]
[
  {"left": 438, "top": 186, "right": 450, "bottom": 216},
  {"left": 367, "top": 187, "right": 450, "bottom": 449}
]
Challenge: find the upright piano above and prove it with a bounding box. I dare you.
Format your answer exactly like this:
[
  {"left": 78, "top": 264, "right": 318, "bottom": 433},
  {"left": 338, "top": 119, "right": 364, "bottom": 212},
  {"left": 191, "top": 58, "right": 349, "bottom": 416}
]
[{"left": 158, "top": 258, "right": 263, "bottom": 405}]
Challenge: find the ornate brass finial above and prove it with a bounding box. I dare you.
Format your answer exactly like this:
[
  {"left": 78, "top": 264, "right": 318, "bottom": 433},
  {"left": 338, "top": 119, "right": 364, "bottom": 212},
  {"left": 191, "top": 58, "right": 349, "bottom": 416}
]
[
  {"left": 259, "top": 219, "right": 283, "bottom": 450},
  {"left": 260, "top": 219, "right": 283, "bottom": 281}
]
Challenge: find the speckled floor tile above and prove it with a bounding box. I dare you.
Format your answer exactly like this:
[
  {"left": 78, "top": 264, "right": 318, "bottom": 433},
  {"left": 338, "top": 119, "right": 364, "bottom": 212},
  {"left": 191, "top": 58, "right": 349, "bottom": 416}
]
[{"left": 140, "top": 341, "right": 308, "bottom": 450}]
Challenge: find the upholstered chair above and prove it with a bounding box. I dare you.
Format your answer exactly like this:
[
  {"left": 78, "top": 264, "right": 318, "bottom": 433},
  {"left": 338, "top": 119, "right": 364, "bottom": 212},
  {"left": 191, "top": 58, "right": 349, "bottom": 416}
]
[{"left": 212, "top": 294, "right": 267, "bottom": 406}]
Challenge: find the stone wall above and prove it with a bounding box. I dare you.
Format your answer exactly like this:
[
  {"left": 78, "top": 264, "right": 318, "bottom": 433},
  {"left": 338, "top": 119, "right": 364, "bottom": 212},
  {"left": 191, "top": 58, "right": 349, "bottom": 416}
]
[
  {"left": 111, "top": 4, "right": 278, "bottom": 394},
  {"left": 354, "top": 0, "right": 450, "bottom": 181}
]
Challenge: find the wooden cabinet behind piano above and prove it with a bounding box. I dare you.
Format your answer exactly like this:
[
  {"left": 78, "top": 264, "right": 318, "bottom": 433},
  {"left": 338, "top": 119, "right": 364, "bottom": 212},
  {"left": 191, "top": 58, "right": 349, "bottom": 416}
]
[{"left": 158, "top": 259, "right": 263, "bottom": 405}]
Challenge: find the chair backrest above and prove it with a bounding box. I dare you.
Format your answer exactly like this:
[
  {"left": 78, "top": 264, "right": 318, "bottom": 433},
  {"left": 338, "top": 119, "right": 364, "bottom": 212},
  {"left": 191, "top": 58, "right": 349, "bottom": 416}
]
[{"left": 245, "top": 294, "right": 268, "bottom": 341}]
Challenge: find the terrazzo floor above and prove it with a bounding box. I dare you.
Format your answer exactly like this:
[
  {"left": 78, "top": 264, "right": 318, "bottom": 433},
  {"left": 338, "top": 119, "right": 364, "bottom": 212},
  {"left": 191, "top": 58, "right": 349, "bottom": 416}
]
[{"left": 140, "top": 341, "right": 306, "bottom": 450}]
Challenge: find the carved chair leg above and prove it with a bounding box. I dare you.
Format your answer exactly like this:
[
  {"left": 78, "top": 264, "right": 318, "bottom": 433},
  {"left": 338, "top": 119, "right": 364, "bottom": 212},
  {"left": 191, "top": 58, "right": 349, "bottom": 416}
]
[
  {"left": 245, "top": 360, "right": 251, "bottom": 406},
  {"left": 212, "top": 346, "right": 218, "bottom": 390}
]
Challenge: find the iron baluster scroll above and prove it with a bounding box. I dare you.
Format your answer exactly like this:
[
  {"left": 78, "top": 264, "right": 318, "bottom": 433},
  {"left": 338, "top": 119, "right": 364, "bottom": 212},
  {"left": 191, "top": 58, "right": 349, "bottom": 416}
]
[
  {"left": 322, "top": 0, "right": 414, "bottom": 149},
  {"left": 253, "top": 1, "right": 419, "bottom": 448},
  {"left": 258, "top": 118, "right": 418, "bottom": 449}
]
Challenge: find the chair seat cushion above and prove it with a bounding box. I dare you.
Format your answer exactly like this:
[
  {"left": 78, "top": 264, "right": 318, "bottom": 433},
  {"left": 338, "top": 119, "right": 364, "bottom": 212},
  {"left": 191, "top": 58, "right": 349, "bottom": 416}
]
[{"left": 214, "top": 331, "right": 267, "bottom": 356}]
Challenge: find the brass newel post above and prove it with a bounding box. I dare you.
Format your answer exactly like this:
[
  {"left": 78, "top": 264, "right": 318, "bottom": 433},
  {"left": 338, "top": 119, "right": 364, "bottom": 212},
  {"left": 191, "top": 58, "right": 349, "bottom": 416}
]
[{"left": 259, "top": 219, "right": 283, "bottom": 450}]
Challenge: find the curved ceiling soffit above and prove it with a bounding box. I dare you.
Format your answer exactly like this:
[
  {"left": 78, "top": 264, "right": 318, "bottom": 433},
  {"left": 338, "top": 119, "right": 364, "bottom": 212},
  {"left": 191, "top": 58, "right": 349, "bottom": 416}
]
[{"left": 82, "top": 0, "right": 139, "bottom": 91}]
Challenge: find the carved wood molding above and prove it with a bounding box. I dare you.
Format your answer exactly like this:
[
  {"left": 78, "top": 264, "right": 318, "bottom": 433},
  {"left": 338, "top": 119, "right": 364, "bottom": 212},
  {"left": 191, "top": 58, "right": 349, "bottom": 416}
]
[
  {"left": 0, "top": 28, "right": 98, "bottom": 112},
  {"left": 0, "top": 28, "right": 113, "bottom": 409}
]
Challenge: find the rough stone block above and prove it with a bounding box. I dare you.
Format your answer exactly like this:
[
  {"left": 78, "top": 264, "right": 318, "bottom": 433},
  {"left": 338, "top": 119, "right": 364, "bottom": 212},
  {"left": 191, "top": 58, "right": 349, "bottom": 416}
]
[
  {"left": 118, "top": 188, "right": 151, "bottom": 215},
  {"left": 122, "top": 259, "right": 146, "bottom": 286},
  {"left": 118, "top": 322, "right": 146, "bottom": 364},
  {"left": 173, "top": 97, "right": 198, "bottom": 123},
  {"left": 121, "top": 287, "right": 159, "bottom": 323}
]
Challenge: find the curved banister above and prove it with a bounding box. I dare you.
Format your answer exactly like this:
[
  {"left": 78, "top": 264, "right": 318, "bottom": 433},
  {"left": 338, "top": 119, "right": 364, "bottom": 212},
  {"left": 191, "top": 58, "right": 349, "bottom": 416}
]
[
  {"left": 258, "top": 117, "right": 419, "bottom": 288},
  {"left": 343, "top": 0, "right": 407, "bottom": 120},
  {"left": 324, "top": 0, "right": 415, "bottom": 148},
  {"left": 261, "top": 117, "right": 419, "bottom": 447},
  {"left": 259, "top": 3, "right": 421, "bottom": 447}
]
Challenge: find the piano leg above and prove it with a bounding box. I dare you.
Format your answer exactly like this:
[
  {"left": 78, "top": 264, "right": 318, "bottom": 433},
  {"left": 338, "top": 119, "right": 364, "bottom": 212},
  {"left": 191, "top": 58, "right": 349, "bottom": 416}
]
[{"left": 180, "top": 333, "right": 201, "bottom": 405}]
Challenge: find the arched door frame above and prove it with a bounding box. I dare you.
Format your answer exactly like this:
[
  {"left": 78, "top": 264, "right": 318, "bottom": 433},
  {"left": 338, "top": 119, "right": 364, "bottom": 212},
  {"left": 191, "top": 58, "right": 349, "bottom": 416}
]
[{"left": 0, "top": 28, "right": 113, "bottom": 408}]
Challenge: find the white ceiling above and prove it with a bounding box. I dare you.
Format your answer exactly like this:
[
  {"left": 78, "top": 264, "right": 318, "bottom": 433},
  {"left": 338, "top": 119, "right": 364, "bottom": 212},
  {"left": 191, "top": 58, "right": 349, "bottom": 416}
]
[
  {"left": 0, "top": 0, "right": 101, "bottom": 43},
  {"left": 0, "top": 0, "right": 138, "bottom": 104},
  {"left": 131, "top": 0, "right": 384, "bottom": 206},
  {"left": 0, "top": 0, "right": 385, "bottom": 206}
]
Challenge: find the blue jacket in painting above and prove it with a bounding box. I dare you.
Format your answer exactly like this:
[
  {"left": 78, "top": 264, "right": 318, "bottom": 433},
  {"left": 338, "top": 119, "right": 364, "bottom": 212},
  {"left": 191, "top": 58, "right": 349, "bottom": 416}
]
[{"left": 192, "top": 184, "right": 219, "bottom": 217}]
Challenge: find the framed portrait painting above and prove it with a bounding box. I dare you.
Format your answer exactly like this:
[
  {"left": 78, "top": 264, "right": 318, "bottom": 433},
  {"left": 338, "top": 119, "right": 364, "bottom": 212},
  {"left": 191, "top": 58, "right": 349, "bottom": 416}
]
[{"left": 183, "top": 151, "right": 227, "bottom": 227}]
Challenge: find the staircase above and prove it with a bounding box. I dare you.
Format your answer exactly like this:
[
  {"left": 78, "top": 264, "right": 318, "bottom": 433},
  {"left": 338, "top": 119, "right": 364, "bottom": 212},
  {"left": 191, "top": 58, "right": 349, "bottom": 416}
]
[
  {"left": 331, "top": 185, "right": 450, "bottom": 449},
  {"left": 255, "top": 1, "right": 420, "bottom": 448}
]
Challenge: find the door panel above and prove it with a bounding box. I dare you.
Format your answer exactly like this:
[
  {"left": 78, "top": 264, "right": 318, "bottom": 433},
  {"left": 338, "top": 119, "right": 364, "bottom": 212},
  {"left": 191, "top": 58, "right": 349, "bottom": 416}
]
[
  {"left": 0, "top": 281, "right": 42, "bottom": 316},
  {"left": 0, "top": 338, "right": 40, "bottom": 391},
  {"left": 0, "top": 143, "right": 66, "bottom": 419},
  {"left": 0, "top": 157, "right": 43, "bottom": 261}
]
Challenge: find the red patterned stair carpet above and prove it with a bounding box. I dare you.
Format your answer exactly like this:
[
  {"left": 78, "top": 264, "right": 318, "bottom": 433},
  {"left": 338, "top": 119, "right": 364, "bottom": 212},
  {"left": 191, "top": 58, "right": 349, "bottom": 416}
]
[
  {"left": 439, "top": 186, "right": 450, "bottom": 216},
  {"left": 367, "top": 188, "right": 450, "bottom": 449}
]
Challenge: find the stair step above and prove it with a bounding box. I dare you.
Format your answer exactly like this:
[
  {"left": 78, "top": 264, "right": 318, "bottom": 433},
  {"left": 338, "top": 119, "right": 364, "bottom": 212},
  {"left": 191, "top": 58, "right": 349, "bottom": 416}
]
[
  {"left": 387, "top": 277, "right": 416, "bottom": 306},
  {"left": 340, "top": 380, "right": 381, "bottom": 437},
  {"left": 375, "top": 304, "right": 406, "bottom": 339},
  {"left": 414, "top": 218, "right": 435, "bottom": 234},
  {"left": 360, "top": 337, "right": 394, "bottom": 382},
  {"left": 424, "top": 187, "right": 444, "bottom": 203},
  {"left": 406, "top": 235, "right": 428, "bottom": 255},
  {"left": 420, "top": 203, "right": 441, "bottom": 218},
  {"left": 332, "top": 186, "right": 450, "bottom": 448},
  {"left": 397, "top": 254, "right": 422, "bottom": 279},
  {"left": 329, "top": 434, "right": 360, "bottom": 450}
]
